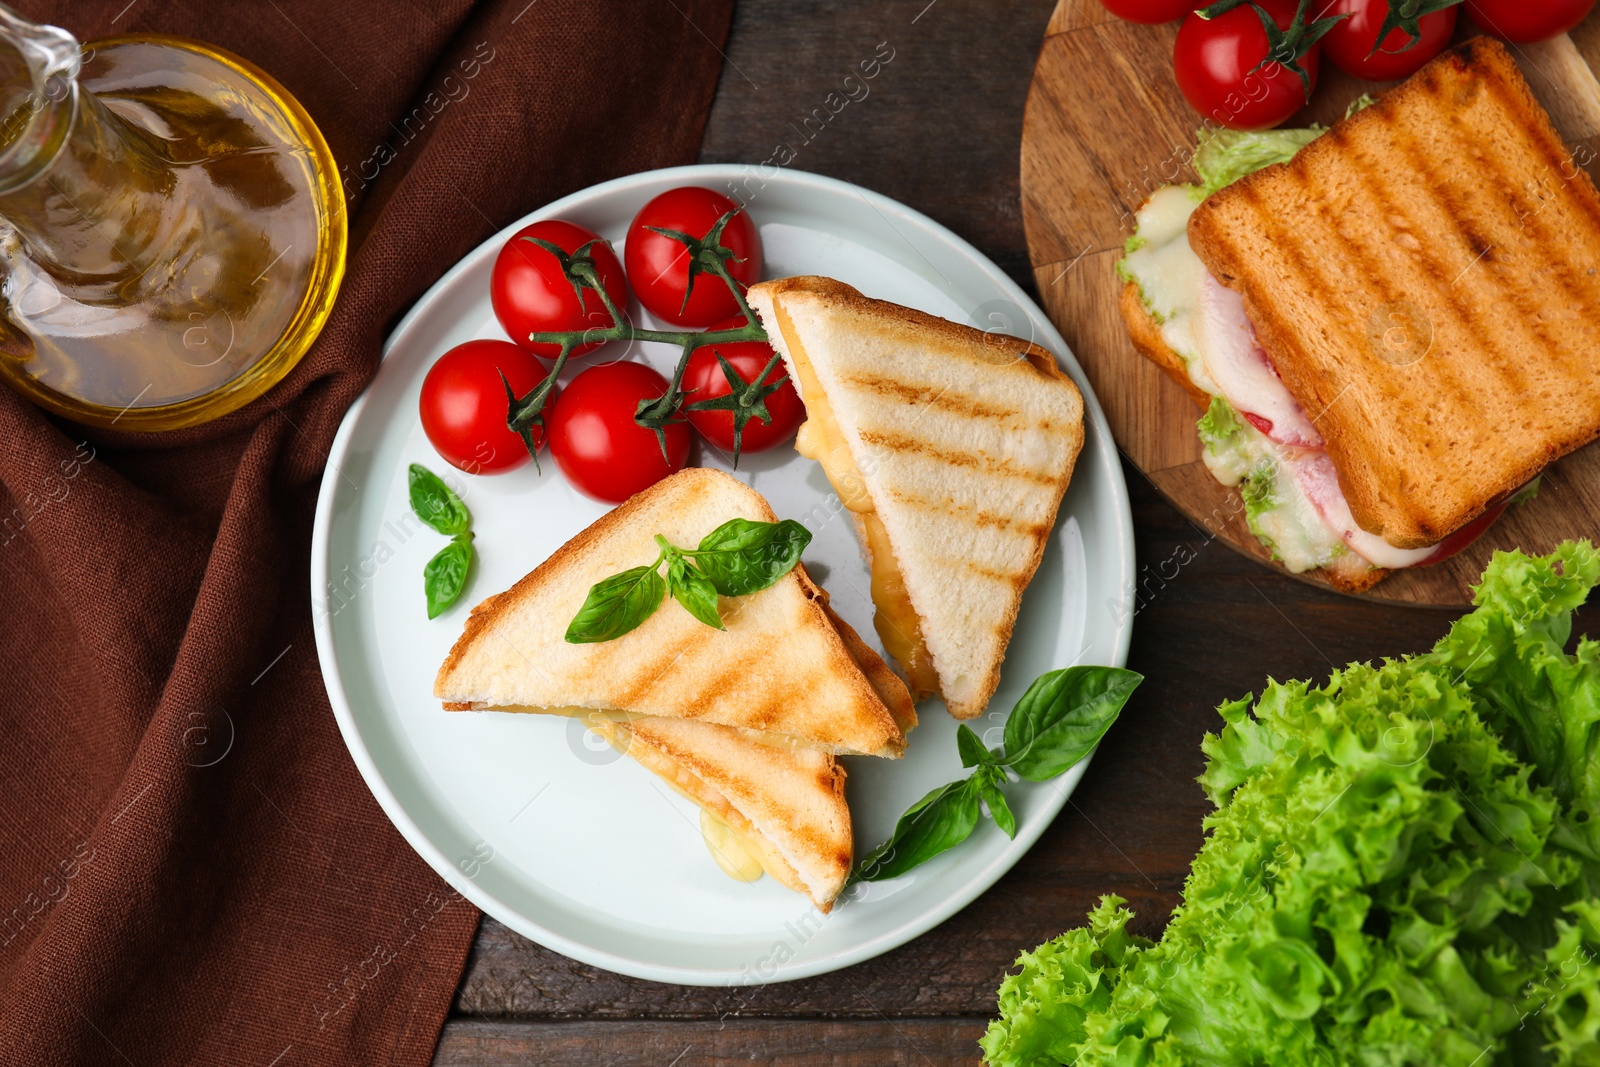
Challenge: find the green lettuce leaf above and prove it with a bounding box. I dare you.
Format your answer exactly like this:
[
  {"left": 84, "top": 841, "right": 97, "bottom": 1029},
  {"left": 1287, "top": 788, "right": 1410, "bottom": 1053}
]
[
  {"left": 1196, "top": 398, "right": 1279, "bottom": 556},
  {"left": 1191, "top": 96, "right": 1372, "bottom": 198},
  {"left": 983, "top": 544, "right": 1600, "bottom": 1066},
  {"left": 1194, "top": 127, "right": 1323, "bottom": 197}
]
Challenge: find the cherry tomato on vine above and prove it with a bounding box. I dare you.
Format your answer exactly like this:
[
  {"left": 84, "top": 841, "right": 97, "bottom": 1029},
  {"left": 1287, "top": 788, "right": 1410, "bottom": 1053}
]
[
  {"left": 1317, "top": 0, "right": 1456, "bottom": 81},
  {"left": 1099, "top": 0, "right": 1199, "bottom": 22},
  {"left": 490, "top": 219, "right": 627, "bottom": 360},
  {"left": 1175, "top": 0, "right": 1322, "bottom": 131},
  {"left": 420, "top": 339, "right": 550, "bottom": 474},
  {"left": 681, "top": 318, "right": 805, "bottom": 454},
  {"left": 624, "top": 187, "right": 762, "bottom": 328},
  {"left": 545, "top": 361, "right": 690, "bottom": 503},
  {"left": 1465, "top": 0, "right": 1595, "bottom": 42}
]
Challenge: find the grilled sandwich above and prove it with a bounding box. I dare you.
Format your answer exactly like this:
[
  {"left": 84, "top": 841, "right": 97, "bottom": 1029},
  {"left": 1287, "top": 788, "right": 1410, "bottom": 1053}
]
[
  {"left": 435, "top": 467, "right": 914, "bottom": 757},
  {"left": 1119, "top": 38, "right": 1592, "bottom": 587},
  {"left": 435, "top": 467, "right": 916, "bottom": 911},
  {"left": 582, "top": 714, "right": 854, "bottom": 910},
  {"left": 746, "top": 277, "right": 1085, "bottom": 720}
]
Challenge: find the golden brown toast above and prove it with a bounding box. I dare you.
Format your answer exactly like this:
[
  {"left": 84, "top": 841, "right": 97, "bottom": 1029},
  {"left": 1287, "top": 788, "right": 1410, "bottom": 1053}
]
[
  {"left": 585, "top": 714, "right": 853, "bottom": 911},
  {"left": 1116, "top": 275, "right": 1386, "bottom": 593},
  {"left": 746, "top": 276, "right": 1085, "bottom": 719},
  {"left": 434, "top": 468, "right": 913, "bottom": 757},
  {"left": 1188, "top": 37, "right": 1600, "bottom": 549}
]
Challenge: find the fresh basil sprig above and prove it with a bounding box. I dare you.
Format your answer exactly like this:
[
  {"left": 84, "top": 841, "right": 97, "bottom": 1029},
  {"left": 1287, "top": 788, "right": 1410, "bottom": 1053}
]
[
  {"left": 851, "top": 666, "right": 1142, "bottom": 886},
  {"left": 692, "top": 517, "right": 813, "bottom": 595},
  {"left": 565, "top": 517, "right": 811, "bottom": 643},
  {"left": 409, "top": 463, "right": 476, "bottom": 619}
]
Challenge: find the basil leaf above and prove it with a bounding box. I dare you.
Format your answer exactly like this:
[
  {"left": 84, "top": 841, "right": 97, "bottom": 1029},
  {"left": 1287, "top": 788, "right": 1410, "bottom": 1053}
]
[
  {"left": 565, "top": 565, "right": 667, "bottom": 644},
  {"left": 852, "top": 778, "right": 981, "bottom": 883},
  {"left": 409, "top": 463, "right": 470, "bottom": 536},
  {"left": 668, "top": 558, "right": 724, "bottom": 631},
  {"left": 1001, "top": 666, "right": 1142, "bottom": 782},
  {"left": 956, "top": 723, "right": 997, "bottom": 769},
  {"left": 693, "top": 518, "right": 812, "bottom": 596},
  {"left": 424, "top": 533, "right": 474, "bottom": 619},
  {"left": 977, "top": 766, "right": 1017, "bottom": 840}
]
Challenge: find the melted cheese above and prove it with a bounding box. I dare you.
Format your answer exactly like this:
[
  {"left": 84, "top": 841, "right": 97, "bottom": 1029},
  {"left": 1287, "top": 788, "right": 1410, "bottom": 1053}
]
[
  {"left": 772, "top": 299, "right": 939, "bottom": 699},
  {"left": 700, "top": 808, "right": 764, "bottom": 881},
  {"left": 859, "top": 511, "right": 940, "bottom": 698}
]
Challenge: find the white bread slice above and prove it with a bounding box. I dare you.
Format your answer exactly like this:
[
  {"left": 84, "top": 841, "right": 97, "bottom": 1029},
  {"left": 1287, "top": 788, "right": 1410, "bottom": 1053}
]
[
  {"left": 746, "top": 277, "right": 1085, "bottom": 720},
  {"left": 435, "top": 467, "right": 913, "bottom": 757},
  {"left": 585, "top": 714, "right": 852, "bottom": 911}
]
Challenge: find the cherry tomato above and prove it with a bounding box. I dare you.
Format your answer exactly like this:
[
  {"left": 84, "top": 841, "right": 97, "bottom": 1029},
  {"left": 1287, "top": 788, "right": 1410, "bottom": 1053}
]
[
  {"left": 1174, "top": 0, "right": 1320, "bottom": 131},
  {"left": 624, "top": 187, "right": 762, "bottom": 328},
  {"left": 420, "top": 339, "right": 550, "bottom": 474},
  {"left": 681, "top": 317, "right": 805, "bottom": 454},
  {"left": 1100, "top": 0, "right": 1197, "bottom": 22},
  {"left": 1317, "top": 0, "right": 1456, "bottom": 81},
  {"left": 546, "top": 361, "right": 690, "bottom": 503},
  {"left": 491, "top": 219, "right": 627, "bottom": 359},
  {"left": 1465, "top": 0, "right": 1595, "bottom": 42}
]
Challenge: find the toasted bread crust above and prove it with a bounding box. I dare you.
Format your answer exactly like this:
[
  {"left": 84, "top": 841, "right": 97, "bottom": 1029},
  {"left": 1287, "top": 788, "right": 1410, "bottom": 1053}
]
[
  {"left": 434, "top": 468, "right": 908, "bottom": 757},
  {"left": 821, "top": 601, "right": 919, "bottom": 738},
  {"left": 596, "top": 715, "right": 851, "bottom": 912},
  {"left": 748, "top": 277, "right": 1084, "bottom": 720},
  {"left": 1188, "top": 38, "right": 1600, "bottom": 548},
  {"left": 1119, "top": 281, "right": 1211, "bottom": 410},
  {"left": 1328, "top": 565, "right": 1389, "bottom": 594},
  {"left": 752, "top": 275, "right": 1071, "bottom": 383},
  {"left": 1119, "top": 261, "right": 1389, "bottom": 590}
]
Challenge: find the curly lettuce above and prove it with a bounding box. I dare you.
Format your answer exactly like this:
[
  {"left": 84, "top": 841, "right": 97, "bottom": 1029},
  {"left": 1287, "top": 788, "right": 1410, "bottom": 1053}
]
[
  {"left": 1193, "top": 97, "right": 1373, "bottom": 197},
  {"left": 983, "top": 543, "right": 1600, "bottom": 1067},
  {"left": 1194, "top": 127, "right": 1323, "bottom": 197}
]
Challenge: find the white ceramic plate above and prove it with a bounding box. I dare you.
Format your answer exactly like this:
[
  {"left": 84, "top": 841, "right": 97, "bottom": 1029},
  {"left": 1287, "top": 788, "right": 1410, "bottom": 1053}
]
[{"left": 311, "top": 165, "right": 1135, "bottom": 985}]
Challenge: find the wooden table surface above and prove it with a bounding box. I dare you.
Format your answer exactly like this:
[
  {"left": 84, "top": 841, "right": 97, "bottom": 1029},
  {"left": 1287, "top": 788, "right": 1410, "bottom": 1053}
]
[{"left": 432, "top": 1, "right": 1551, "bottom": 1062}]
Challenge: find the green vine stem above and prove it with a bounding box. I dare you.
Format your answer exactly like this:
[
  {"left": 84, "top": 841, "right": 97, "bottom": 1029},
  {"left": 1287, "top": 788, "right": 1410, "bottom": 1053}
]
[{"left": 503, "top": 207, "right": 783, "bottom": 465}]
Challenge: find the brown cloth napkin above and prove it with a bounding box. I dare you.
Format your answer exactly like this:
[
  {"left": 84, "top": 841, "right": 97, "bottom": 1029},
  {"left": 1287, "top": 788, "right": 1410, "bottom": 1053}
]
[{"left": 0, "top": 1, "right": 733, "bottom": 1063}]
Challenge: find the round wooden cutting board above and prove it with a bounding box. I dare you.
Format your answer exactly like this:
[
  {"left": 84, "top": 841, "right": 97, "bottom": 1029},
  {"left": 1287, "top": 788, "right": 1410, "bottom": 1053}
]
[{"left": 1021, "top": 3, "right": 1600, "bottom": 607}]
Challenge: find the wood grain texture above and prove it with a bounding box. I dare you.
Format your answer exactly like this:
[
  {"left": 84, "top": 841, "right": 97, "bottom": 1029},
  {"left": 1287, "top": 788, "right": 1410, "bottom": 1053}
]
[
  {"left": 1022, "top": 6, "right": 1600, "bottom": 606},
  {"left": 442, "top": 2, "right": 1600, "bottom": 1063},
  {"left": 434, "top": 1018, "right": 989, "bottom": 1065}
]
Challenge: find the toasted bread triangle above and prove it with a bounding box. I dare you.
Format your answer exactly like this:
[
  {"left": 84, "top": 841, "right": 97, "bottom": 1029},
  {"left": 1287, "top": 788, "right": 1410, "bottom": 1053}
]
[
  {"left": 555, "top": 602, "right": 902, "bottom": 911},
  {"left": 747, "top": 277, "right": 1085, "bottom": 719},
  {"left": 586, "top": 714, "right": 852, "bottom": 911},
  {"left": 434, "top": 467, "right": 912, "bottom": 757}
]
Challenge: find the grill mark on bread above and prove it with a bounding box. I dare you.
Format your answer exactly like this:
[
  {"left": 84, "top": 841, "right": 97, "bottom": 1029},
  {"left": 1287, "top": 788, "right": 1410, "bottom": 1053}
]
[
  {"left": 834, "top": 372, "right": 1021, "bottom": 422},
  {"left": 961, "top": 558, "right": 1030, "bottom": 587},
  {"left": 878, "top": 486, "right": 1053, "bottom": 538},
  {"left": 688, "top": 656, "right": 763, "bottom": 724},
  {"left": 1477, "top": 57, "right": 1600, "bottom": 380},
  {"left": 1358, "top": 112, "right": 1527, "bottom": 405},
  {"left": 856, "top": 429, "right": 1063, "bottom": 486},
  {"left": 1219, "top": 156, "right": 1378, "bottom": 436},
  {"left": 617, "top": 633, "right": 704, "bottom": 712},
  {"left": 1401, "top": 76, "right": 1558, "bottom": 404}
]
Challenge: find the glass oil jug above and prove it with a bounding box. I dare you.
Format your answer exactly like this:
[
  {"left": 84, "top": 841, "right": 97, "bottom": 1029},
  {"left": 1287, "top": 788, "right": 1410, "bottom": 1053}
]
[{"left": 0, "top": 6, "right": 345, "bottom": 430}]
